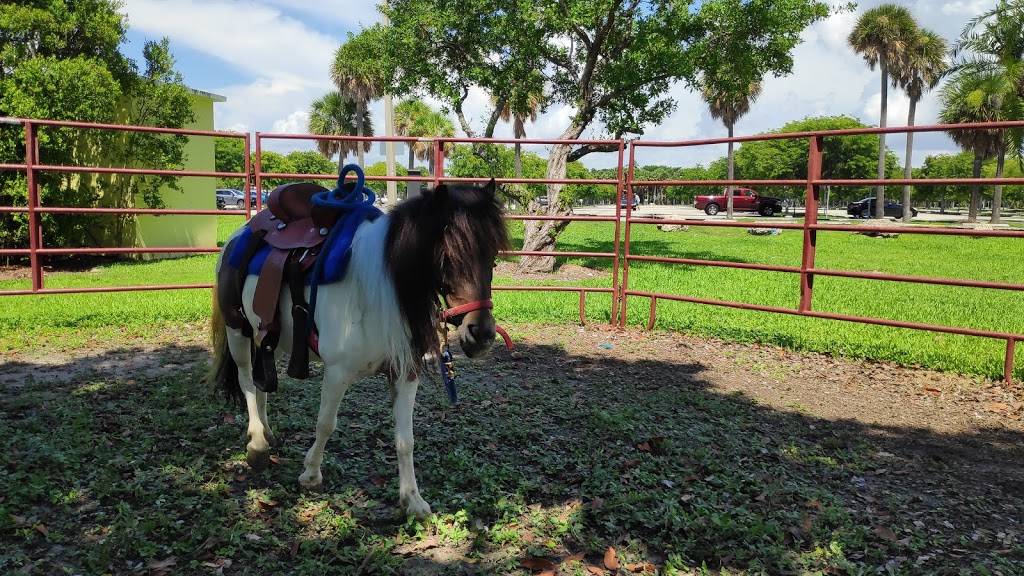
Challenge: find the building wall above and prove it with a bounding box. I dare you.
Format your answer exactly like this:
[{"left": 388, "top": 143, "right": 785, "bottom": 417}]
[{"left": 133, "top": 92, "right": 218, "bottom": 252}]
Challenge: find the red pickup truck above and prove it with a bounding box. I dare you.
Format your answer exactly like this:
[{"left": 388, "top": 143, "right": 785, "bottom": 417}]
[{"left": 694, "top": 188, "right": 783, "bottom": 217}]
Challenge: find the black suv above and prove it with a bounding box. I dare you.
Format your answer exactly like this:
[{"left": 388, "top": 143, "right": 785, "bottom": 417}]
[{"left": 847, "top": 197, "right": 917, "bottom": 219}]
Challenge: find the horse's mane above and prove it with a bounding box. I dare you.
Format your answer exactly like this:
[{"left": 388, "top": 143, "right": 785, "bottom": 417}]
[{"left": 385, "top": 182, "right": 508, "bottom": 363}]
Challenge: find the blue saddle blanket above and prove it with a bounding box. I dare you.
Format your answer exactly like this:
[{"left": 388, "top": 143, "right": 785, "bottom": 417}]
[{"left": 227, "top": 205, "right": 382, "bottom": 285}]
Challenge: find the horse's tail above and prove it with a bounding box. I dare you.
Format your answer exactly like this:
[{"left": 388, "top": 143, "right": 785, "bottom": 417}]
[{"left": 210, "top": 288, "right": 243, "bottom": 405}]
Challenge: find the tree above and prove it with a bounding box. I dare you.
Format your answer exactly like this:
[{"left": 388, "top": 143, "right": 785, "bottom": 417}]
[
  {"left": 491, "top": 77, "right": 545, "bottom": 179},
  {"left": 307, "top": 91, "right": 372, "bottom": 174},
  {"left": 734, "top": 115, "right": 901, "bottom": 203},
  {"left": 939, "top": 69, "right": 1013, "bottom": 222},
  {"left": 257, "top": 151, "right": 295, "bottom": 189},
  {"left": 332, "top": 30, "right": 386, "bottom": 167},
  {"left": 952, "top": 0, "right": 1024, "bottom": 223},
  {"left": 393, "top": 99, "right": 455, "bottom": 173},
  {"left": 0, "top": 2, "right": 192, "bottom": 250},
  {"left": 286, "top": 150, "right": 337, "bottom": 186},
  {"left": 375, "top": 0, "right": 830, "bottom": 271},
  {"left": 848, "top": 4, "right": 917, "bottom": 219},
  {"left": 894, "top": 28, "right": 947, "bottom": 222},
  {"left": 700, "top": 78, "right": 761, "bottom": 218},
  {"left": 916, "top": 152, "right": 974, "bottom": 211}
]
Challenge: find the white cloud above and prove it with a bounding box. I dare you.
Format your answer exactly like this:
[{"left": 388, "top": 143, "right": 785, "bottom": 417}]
[
  {"left": 272, "top": 110, "right": 310, "bottom": 134},
  {"left": 941, "top": 0, "right": 991, "bottom": 16}
]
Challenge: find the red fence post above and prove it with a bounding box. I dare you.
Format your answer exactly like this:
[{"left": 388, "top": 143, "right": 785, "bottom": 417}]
[
  {"left": 799, "top": 136, "right": 823, "bottom": 312},
  {"left": 243, "top": 133, "right": 252, "bottom": 218},
  {"left": 254, "top": 132, "right": 263, "bottom": 211},
  {"left": 24, "top": 121, "right": 43, "bottom": 291},
  {"left": 1006, "top": 338, "right": 1017, "bottom": 386},
  {"left": 618, "top": 143, "right": 637, "bottom": 327},
  {"left": 435, "top": 140, "right": 445, "bottom": 186},
  {"left": 611, "top": 140, "right": 625, "bottom": 325}
]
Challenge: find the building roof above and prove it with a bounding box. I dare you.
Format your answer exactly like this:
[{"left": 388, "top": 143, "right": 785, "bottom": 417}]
[{"left": 188, "top": 88, "right": 227, "bottom": 103}]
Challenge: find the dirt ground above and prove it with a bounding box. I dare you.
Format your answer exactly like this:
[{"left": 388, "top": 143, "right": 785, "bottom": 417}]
[{"left": 2, "top": 322, "right": 1022, "bottom": 574}]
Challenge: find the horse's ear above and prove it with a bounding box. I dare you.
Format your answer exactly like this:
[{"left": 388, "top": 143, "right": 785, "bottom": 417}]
[{"left": 483, "top": 178, "right": 496, "bottom": 197}]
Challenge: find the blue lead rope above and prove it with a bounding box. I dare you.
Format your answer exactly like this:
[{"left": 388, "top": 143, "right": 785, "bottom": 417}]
[{"left": 307, "top": 164, "right": 382, "bottom": 332}]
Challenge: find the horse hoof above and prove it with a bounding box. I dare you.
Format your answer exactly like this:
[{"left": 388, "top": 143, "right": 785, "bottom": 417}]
[
  {"left": 298, "top": 470, "right": 322, "bottom": 490},
  {"left": 246, "top": 449, "right": 271, "bottom": 472},
  {"left": 403, "top": 496, "right": 432, "bottom": 519}
]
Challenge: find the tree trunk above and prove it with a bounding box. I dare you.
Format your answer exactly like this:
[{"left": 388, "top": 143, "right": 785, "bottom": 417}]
[
  {"left": 514, "top": 141, "right": 522, "bottom": 179},
  {"left": 902, "top": 96, "right": 916, "bottom": 223},
  {"left": 518, "top": 122, "right": 583, "bottom": 273},
  {"left": 408, "top": 143, "right": 415, "bottom": 171},
  {"left": 726, "top": 124, "right": 735, "bottom": 219},
  {"left": 356, "top": 99, "right": 366, "bottom": 167},
  {"left": 969, "top": 150, "right": 983, "bottom": 223},
  {"left": 991, "top": 140, "right": 1005, "bottom": 224},
  {"left": 336, "top": 147, "right": 345, "bottom": 175},
  {"left": 876, "top": 57, "right": 888, "bottom": 219}
]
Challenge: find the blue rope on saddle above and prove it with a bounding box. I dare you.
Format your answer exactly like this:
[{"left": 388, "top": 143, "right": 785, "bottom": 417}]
[{"left": 306, "top": 164, "right": 382, "bottom": 322}]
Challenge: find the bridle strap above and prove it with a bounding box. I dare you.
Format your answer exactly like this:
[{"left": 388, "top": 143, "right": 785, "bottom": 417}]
[
  {"left": 438, "top": 298, "right": 513, "bottom": 351},
  {"left": 440, "top": 299, "right": 493, "bottom": 321}
]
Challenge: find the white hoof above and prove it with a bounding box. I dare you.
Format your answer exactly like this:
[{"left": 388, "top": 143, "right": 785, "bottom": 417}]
[
  {"left": 402, "top": 493, "right": 432, "bottom": 519},
  {"left": 298, "top": 469, "right": 322, "bottom": 489}
]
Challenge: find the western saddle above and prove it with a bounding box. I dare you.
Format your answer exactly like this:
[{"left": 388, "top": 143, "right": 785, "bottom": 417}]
[{"left": 217, "top": 179, "right": 364, "bottom": 393}]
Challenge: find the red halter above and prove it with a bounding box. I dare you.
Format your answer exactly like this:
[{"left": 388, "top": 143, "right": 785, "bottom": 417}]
[{"left": 440, "top": 299, "right": 513, "bottom": 351}]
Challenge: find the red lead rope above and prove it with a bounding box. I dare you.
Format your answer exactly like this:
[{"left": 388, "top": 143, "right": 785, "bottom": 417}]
[{"left": 439, "top": 299, "right": 514, "bottom": 351}]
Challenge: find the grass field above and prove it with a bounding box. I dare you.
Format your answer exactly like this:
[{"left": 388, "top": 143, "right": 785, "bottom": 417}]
[{"left": 1, "top": 215, "right": 1022, "bottom": 380}]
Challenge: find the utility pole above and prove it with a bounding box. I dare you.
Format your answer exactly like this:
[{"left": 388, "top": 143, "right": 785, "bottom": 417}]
[{"left": 381, "top": 11, "right": 398, "bottom": 207}]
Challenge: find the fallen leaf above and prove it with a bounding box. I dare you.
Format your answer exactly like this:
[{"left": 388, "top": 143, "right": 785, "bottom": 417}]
[
  {"left": 147, "top": 556, "right": 177, "bottom": 575},
  {"left": 33, "top": 523, "right": 48, "bottom": 537},
  {"left": 371, "top": 476, "right": 386, "bottom": 487},
  {"left": 269, "top": 455, "right": 281, "bottom": 465},
  {"left": 521, "top": 556, "right": 557, "bottom": 571},
  {"left": 874, "top": 526, "right": 899, "bottom": 542},
  {"left": 923, "top": 387, "right": 940, "bottom": 395},
  {"left": 636, "top": 442, "right": 651, "bottom": 453},
  {"left": 986, "top": 402, "right": 1011, "bottom": 414},
  {"left": 257, "top": 499, "right": 278, "bottom": 511},
  {"left": 587, "top": 566, "right": 606, "bottom": 575},
  {"left": 563, "top": 553, "right": 584, "bottom": 564},
  {"left": 805, "top": 499, "right": 822, "bottom": 510},
  {"left": 603, "top": 546, "right": 620, "bottom": 570},
  {"left": 222, "top": 413, "right": 235, "bottom": 424},
  {"left": 538, "top": 571, "right": 556, "bottom": 576}
]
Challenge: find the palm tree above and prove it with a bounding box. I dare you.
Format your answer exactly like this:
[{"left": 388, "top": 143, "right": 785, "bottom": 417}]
[
  {"left": 332, "top": 35, "right": 384, "bottom": 167},
  {"left": 849, "top": 4, "right": 918, "bottom": 218},
  {"left": 701, "top": 80, "right": 762, "bottom": 219},
  {"left": 894, "top": 28, "right": 948, "bottom": 222},
  {"left": 492, "top": 89, "right": 544, "bottom": 178},
  {"left": 952, "top": 0, "right": 1024, "bottom": 223},
  {"left": 939, "top": 69, "right": 1012, "bottom": 223},
  {"left": 393, "top": 99, "right": 455, "bottom": 174},
  {"left": 307, "top": 91, "right": 373, "bottom": 173}
]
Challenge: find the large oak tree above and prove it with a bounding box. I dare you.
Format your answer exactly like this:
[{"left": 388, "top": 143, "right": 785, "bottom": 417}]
[{"left": 366, "top": 0, "right": 829, "bottom": 271}]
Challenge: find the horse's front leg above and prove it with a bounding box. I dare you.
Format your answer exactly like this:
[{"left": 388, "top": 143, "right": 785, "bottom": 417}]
[
  {"left": 298, "top": 363, "right": 354, "bottom": 489},
  {"left": 393, "top": 374, "right": 431, "bottom": 518}
]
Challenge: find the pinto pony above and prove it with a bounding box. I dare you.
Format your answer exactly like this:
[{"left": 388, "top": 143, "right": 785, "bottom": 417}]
[{"left": 210, "top": 180, "right": 507, "bottom": 517}]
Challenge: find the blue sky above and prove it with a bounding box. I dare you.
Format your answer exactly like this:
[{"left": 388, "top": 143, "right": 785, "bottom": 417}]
[{"left": 117, "top": 0, "right": 998, "bottom": 168}]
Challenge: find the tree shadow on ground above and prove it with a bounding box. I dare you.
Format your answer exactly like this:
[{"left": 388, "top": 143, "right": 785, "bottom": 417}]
[{"left": 1, "top": 334, "right": 1022, "bottom": 574}]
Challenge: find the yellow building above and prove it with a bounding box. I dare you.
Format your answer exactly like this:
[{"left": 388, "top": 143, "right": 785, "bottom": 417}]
[{"left": 133, "top": 88, "right": 226, "bottom": 252}]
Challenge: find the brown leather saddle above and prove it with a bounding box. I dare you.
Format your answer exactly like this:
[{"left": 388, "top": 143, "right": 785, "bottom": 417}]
[{"left": 218, "top": 181, "right": 351, "bottom": 392}]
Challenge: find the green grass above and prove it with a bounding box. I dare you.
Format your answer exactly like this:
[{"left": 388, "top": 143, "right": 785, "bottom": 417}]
[{"left": 2, "top": 216, "right": 1022, "bottom": 380}]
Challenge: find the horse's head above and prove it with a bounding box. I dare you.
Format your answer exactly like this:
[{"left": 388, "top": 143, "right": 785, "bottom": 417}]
[
  {"left": 386, "top": 178, "right": 508, "bottom": 363},
  {"left": 434, "top": 179, "right": 507, "bottom": 358}
]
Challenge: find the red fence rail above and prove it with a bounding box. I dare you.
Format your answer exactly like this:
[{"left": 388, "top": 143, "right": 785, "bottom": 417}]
[{"left": 1, "top": 117, "right": 1022, "bottom": 383}]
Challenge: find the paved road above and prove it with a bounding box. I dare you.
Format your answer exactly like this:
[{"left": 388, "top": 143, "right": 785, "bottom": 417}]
[{"left": 573, "top": 204, "right": 1024, "bottom": 224}]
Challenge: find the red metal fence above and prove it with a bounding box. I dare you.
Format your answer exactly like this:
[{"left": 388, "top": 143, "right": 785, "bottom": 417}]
[{"left": 1, "top": 116, "right": 1022, "bottom": 383}]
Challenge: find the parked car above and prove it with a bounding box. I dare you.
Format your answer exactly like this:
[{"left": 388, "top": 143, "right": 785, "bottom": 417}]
[
  {"left": 695, "top": 188, "right": 783, "bottom": 216},
  {"left": 846, "top": 197, "right": 917, "bottom": 219},
  {"left": 216, "top": 188, "right": 245, "bottom": 209},
  {"left": 620, "top": 193, "right": 640, "bottom": 210}
]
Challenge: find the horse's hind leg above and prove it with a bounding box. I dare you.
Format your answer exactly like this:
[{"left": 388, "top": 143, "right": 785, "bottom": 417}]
[
  {"left": 298, "top": 363, "right": 355, "bottom": 489},
  {"left": 393, "top": 374, "right": 431, "bottom": 518},
  {"left": 226, "top": 329, "right": 275, "bottom": 470}
]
